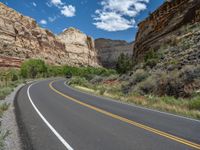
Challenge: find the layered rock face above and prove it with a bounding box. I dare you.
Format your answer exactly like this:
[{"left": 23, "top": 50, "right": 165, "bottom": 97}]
[
  {"left": 0, "top": 3, "right": 99, "bottom": 68},
  {"left": 57, "top": 28, "right": 99, "bottom": 67},
  {"left": 0, "top": 56, "right": 22, "bottom": 68},
  {"left": 95, "top": 38, "right": 133, "bottom": 68},
  {"left": 133, "top": 0, "right": 200, "bottom": 62}
]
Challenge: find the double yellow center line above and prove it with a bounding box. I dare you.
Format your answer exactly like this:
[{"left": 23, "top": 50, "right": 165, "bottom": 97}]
[{"left": 49, "top": 81, "right": 200, "bottom": 150}]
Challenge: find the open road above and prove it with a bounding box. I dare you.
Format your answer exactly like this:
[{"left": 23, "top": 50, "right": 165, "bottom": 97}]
[{"left": 15, "top": 79, "right": 200, "bottom": 150}]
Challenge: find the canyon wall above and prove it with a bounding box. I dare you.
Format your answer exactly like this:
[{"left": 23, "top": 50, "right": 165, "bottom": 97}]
[
  {"left": 57, "top": 28, "right": 98, "bottom": 67},
  {"left": 95, "top": 38, "right": 133, "bottom": 68},
  {"left": 0, "top": 2, "right": 99, "bottom": 68},
  {"left": 133, "top": 0, "right": 200, "bottom": 62}
]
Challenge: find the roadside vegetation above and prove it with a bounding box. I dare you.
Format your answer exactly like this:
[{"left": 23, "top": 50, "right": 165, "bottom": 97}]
[
  {"left": 68, "top": 47, "right": 200, "bottom": 119},
  {"left": 0, "top": 59, "right": 116, "bottom": 102},
  {"left": 0, "top": 68, "right": 23, "bottom": 149},
  {"left": 69, "top": 74, "right": 200, "bottom": 119},
  {"left": 62, "top": 25, "right": 200, "bottom": 118}
]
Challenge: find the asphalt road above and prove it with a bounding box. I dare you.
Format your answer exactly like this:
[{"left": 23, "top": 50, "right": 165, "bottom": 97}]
[{"left": 15, "top": 79, "right": 200, "bottom": 150}]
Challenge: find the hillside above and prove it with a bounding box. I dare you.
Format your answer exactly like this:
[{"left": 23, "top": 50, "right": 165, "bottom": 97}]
[
  {"left": 133, "top": 0, "right": 200, "bottom": 63},
  {"left": 127, "top": 0, "right": 200, "bottom": 98}
]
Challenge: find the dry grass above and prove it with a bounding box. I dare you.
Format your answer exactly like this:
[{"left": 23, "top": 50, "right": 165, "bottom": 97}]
[{"left": 72, "top": 81, "right": 200, "bottom": 120}]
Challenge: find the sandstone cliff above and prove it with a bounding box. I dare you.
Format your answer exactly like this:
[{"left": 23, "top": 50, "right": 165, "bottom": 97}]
[
  {"left": 95, "top": 38, "right": 133, "bottom": 68},
  {"left": 0, "top": 3, "right": 99, "bottom": 68},
  {"left": 57, "top": 28, "right": 98, "bottom": 67},
  {"left": 133, "top": 0, "right": 200, "bottom": 62}
]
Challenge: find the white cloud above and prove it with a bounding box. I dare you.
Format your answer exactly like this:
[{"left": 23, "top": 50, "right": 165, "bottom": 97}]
[
  {"left": 94, "top": 12, "right": 135, "bottom": 32},
  {"left": 51, "top": 0, "right": 63, "bottom": 6},
  {"left": 39, "top": 19, "right": 47, "bottom": 25},
  {"left": 48, "top": 0, "right": 76, "bottom": 17},
  {"left": 32, "top": 2, "right": 37, "bottom": 7},
  {"left": 61, "top": 5, "right": 76, "bottom": 17},
  {"left": 93, "top": 0, "right": 149, "bottom": 31}
]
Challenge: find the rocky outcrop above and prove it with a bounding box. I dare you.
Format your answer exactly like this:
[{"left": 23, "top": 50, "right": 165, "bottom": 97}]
[
  {"left": 133, "top": 0, "right": 200, "bottom": 62},
  {"left": 0, "top": 56, "right": 22, "bottom": 68},
  {"left": 57, "top": 28, "right": 99, "bottom": 67},
  {"left": 95, "top": 38, "right": 133, "bottom": 68},
  {"left": 0, "top": 3, "right": 99, "bottom": 68}
]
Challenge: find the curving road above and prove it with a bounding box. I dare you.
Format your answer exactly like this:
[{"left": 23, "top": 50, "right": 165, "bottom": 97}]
[{"left": 15, "top": 79, "right": 200, "bottom": 150}]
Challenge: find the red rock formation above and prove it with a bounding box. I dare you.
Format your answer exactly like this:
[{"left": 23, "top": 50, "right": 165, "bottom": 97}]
[
  {"left": 133, "top": 0, "right": 200, "bottom": 62},
  {"left": 0, "top": 56, "right": 22, "bottom": 68}
]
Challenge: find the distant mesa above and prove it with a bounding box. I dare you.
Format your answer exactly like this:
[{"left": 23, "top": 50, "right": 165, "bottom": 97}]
[{"left": 95, "top": 38, "right": 133, "bottom": 68}]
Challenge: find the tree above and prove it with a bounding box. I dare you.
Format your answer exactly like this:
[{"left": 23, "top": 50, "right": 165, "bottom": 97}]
[
  {"left": 20, "top": 59, "right": 47, "bottom": 78},
  {"left": 116, "top": 53, "right": 132, "bottom": 74}
]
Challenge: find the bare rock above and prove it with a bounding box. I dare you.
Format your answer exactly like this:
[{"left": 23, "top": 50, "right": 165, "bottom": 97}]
[{"left": 57, "top": 27, "right": 99, "bottom": 67}]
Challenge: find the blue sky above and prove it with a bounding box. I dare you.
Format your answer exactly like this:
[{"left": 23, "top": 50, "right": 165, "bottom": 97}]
[{"left": 0, "top": 0, "right": 164, "bottom": 42}]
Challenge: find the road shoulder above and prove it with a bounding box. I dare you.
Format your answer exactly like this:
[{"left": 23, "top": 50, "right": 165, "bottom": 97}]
[{"left": 1, "top": 84, "right": 25, "bottom": 150}]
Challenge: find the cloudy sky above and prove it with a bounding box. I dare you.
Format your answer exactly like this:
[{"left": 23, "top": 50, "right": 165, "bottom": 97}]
[{"left": 0, "top": 0, "right": 164, "bottom": 42}]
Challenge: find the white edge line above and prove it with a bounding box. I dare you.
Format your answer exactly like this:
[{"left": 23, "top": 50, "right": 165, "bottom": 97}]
[
  {"left": 27, "top": 82, "right": 74, "bottom": 150},
  {"left": 63, "top": 80, "right": 200, "bottom": 123}
]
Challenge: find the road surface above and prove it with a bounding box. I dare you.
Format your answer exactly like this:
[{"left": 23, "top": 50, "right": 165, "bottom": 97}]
[{"left": 15, "top": 79, "right": 200, "bottom": 150}]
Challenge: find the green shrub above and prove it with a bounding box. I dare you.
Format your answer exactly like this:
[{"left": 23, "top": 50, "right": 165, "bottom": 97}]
[
  {"left": 21, "top": 59, "right": 47, "bottom": 78},
  {"left": 20, "top": 59, "right": 116, "bottom": 79},
  {"left": 69, "top": 77, "right": 90, "bottom": 87},
  {"left": 63, "top": 66, "right": 116, "bottom": 77},
  {"left": 144, "top": 49, "right": 163, "bottom": 69},
  {"left": 116, "top": 53, "right": 132, "bottom": 74},
  {"left": 189, "top": 98, "right": 200, "bottom": 110},
  {"left": 181, "top": 40, "right": 191, "bottom": 50},
  {"left": 145, "top": 59, "right": 158, "bottom": 68},
  {"left": 47, "top": 65, "right": 64, "bottom": 77},
  {"left": 0, "top": 87, "right": 13, "bottom": 100},
  {"left": 169, "top": 60, "right": 179, "bottom": 65},
  {"left": 144, "top": 49, "right": 159, "bottom": 62},
  {"left": 0, "top": 103, "right": 9, "bottom": 112},
  {"left": 99, "top": 87, "right": 106, "bottom": 95},
  {"left": 9, "top": 69, "right": 20, "bottom": 81},
  {"left": 90, "top": 75, "right": 104, "bottom": 84},
  {"left": 0, "top": 130, "right": 9, "bottom": 150},
  {"left": 155, "top": 70, "right": 185, "bottom": 98},
  {"left": 136, "top": 76, "right": 156, "bottom": 95},
  {"left": 160, "top": 96, "right": 183, "bottom": 105},
  {"left": 0, "top": 103, "right": 10, "bottom": 118},
  {"left": 84, "top": 74, "right": 96, "bottom": 81},
  {"left": 104, "top": 74, "right": 118, "bottom": 81},
  {"left": 131, "top": 69, "right": 149, "bottom": 84},
  {"left": 180, "top": 65, "right": 200, "bottom": 84},
  {"left": 121, "top": 69, "right": 149, "bottom": 94}
]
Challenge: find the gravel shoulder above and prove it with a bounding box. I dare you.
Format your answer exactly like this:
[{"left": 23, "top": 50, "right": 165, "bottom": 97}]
[{"left": 1, "top": 84, "right": 25, "bottom": 150}]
